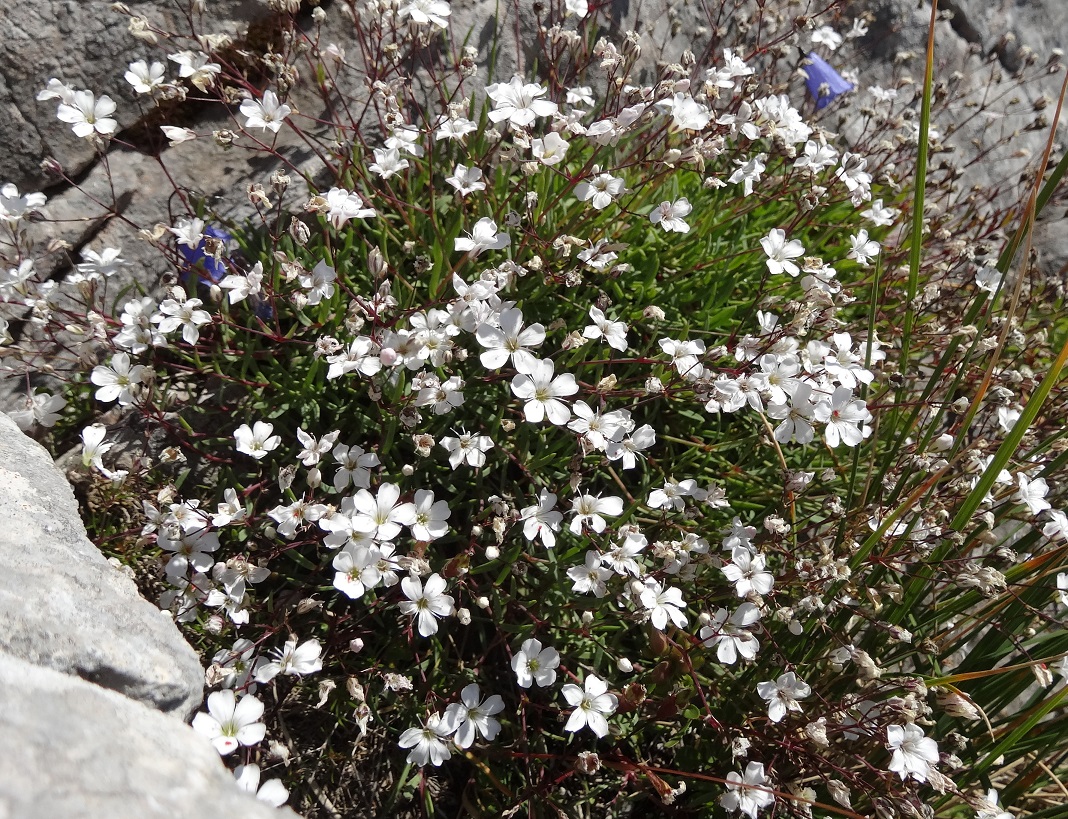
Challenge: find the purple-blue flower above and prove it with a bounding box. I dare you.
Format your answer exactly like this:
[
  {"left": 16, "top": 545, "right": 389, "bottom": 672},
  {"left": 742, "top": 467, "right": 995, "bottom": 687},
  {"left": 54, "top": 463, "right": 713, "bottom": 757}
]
[
  {"left": 179, "top": 224, "right": 231, "bottom": 283},
  {"left": 804, "top": 52, "right": 854, "bottom": 110}
]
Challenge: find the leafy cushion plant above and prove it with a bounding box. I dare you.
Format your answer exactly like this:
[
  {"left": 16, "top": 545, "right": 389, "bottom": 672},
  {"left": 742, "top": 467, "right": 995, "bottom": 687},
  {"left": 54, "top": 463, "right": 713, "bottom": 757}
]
[{"left": 4, "top": 0, "right": 1068, "bottom": 817}]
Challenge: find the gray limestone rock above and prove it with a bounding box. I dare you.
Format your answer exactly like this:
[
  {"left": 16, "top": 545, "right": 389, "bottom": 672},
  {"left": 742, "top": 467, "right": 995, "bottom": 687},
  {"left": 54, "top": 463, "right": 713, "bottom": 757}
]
[
  {"left": 0, "top": 410, "right": 204, "bottom": 717},
  {"left": 0, "top": 651, "right": 297, "bottom": 819}
]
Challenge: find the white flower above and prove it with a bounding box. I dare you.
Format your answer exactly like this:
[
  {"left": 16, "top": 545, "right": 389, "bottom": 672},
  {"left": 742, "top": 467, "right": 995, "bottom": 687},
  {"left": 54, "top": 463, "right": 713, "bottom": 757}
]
[
  {"left": 398, "top": 713, "right": 452, "bottom": 766},
  {"left": 567, "top": 550, "right": 613, "bottom": 597},
  {"left": 575, "top": 172, "right": 624, "bottom": 210},
  {"left": 240, "top": 89, "right": 291, "bottom": 132},
  {"left": 219, "top": 262, "right": 264, "bottom": 304},
  {"left": 564, "top": 0, "right": 588, "bottom": 17},
  {"left": 813, "top": 386, "right": 872, "bottom": 448},
  {"left": 520, "top": 490, "right": 563, "bottom": 549},
  {"left": 561, "top": 675, "right": 618, "bottom": 737},
  {"left": 455, "top": 217, "right": 510, "bottom": 256},
  {"left": 323, "top": 187, "right": 376, "bottom": 228},
  {"left": 80, "top": 424, "right": 114, "bottom": 471},
  {"left": 722, "top": 547, "right": 774, "bottom": 597},
  {"left": 975, "top": 264, "right": 1003, "bottom": 294},
  {"left": 700, "top": 603, "right": 761, "bottom": 664},
  {"left": 720, "top": 762, "right": 775, "bottom": 818},
  {"left": 649, "top": 198, "right": 692, "bottom": 233},
  {"left": 667, "top": 93, "right": 711, "bottom": 131},
  {"left": 332, "top": 544, "right": 383, "bottom": 599},
  {"left": 9, "top": 389, "right": 66, "bottom": 431},
  {"left": 757, "top": 671, "right": 810, "bottom": 723},
  {"left": 512, "top": 638, "right": 560, "bottom": 688},
  {"left": 477, "top": 307, "right": 545, "bottom": 370},
  {"left": 486, "top": 77, "right": 558, "bottom": 128},
  {"left": 860, "top": 198, "right": 897, "bottom": 227},
  {"left": 350, "top": 483, "right": 416, "bottom": 541},
  {"left": 886, "top": 723, "right": 939, "bottom": 782},
  {"left": 299, "top": 259, "right": 337, "bottom": 305},
  {"left": 847, "top": 229, "right": 880, "bottom": 266},
  {"left": 511, "top": 358, "right": 578, "bottom": 425},
  {"left": 445, "top": 163, "right": 486, "bottom": 196},
  {"left": 570, "top": 492, "right": 624, "bottom": 534},
  {"left": 191, "top": 690, "right": 266, "bottom": 755},
  {"left": 332, "top": 442, "right": 380, "bottom": 490},
  {"left": 442, "top": 683, "right": 504, "bottom": 748},
  {"left": 152, "top": 296, "right": 211, "bottom": 345},
  {"left": 168, "top": 50, "right": 221, "bottom": 91},
  {"left": 811, "top": 25, "right": 843, "bottom": 50},
  {"left": 368, "top": 146, "right": 409, "bottom": 178},
  {"left": 234, "top": 764, "right": 289, "bottom": 807},
  {"left": 531, "top": 132, "right": 569, "bottom": 165},
  {"left": 639, "top": 579, "right": 688, "bottom": 629},
  {"left": 169, "top": 216, "right": 205, "bottom": 249},
  {"left": 234, "top": 421, "right": 281, "bottom": 460},
  {"left": 1043, "top": 510, "right": 1068, "bottom": 542},
  {"left": 160, "top": 126, "right": 197, "bottom": 144},
  {"left": 254, "top": 638, "right": 323, "bottom": 683},
  {"left": 56, "top": 90, "right": 118, "bottom": 138},
  {"left": 440, "top": 430, "right": 494, "bottom": 469},
  {"left": 399, "top": 573, "right": 455, "bottom": 636},
  {"left": 760, "top": 229, "right": 804, "bottom": 277},
  {"left": 647, "top": 478, "right": 697, "bottom": 511},
  {"left": 397, "top": 0, "right": 451, "bottom": 29},
  {"left": 90, "top": 352, "right": 145, "bottom": 405},
  {"left": 1015, "top": 473, "right": 1051, "bottom": 516},
  {"left": 125, "top": 60, "right": 166, "bottom": 94},
  {"left": 409, "top": 489, "right": 451, "bottom": 541},
  {"left": 975, "top": 788, "right": 1013, "bottom": 819},
  {"left": 0, "top": 183, "right": 46, "bottom": 223}
]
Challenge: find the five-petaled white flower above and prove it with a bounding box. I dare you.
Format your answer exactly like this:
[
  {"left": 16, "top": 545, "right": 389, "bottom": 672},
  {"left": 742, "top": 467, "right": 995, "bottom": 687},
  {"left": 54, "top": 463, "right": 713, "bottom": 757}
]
[
  {"left": 512, "top": 637, "right": 560, "bottom": 688},
  {"left": 445, "top": 163, "right": 486, "bottom": 196},
  {"left": 760, "top": 229, "right": 805, "bottom": 277},
  {"left": 399, "top": 573, "right": 455, "bottom": 637},
  {"left": 570, "top": 492, "right": 624, "bottom": 534},
  {"left": 511, "top": 358, "right": 578, "bottom": 425},
  {"left": 486, "top": 77, "right": 558, "bottom": 128},
  {"left": 455, "top": 217, "right": 510, "bottom": 256},
  {"left": 521, "top": 490, "right": 563, "bottom": 549},
  {"left": 398, "top": 712, "right": 453, "bottom": 766},
  {"left": 254, "top": 638, "right": 323, "bottom": 683},
  {"left": 152, "top": 296, "right": 212, "bottom": 345},
  {"left": 1015, "top": 473, "right": 1051, "bottom": 516},
  {"left": 125, "top": 60, "right": 166, "bottom": 94},
  {"left": 722, "top": 546, "right": 774, "bottom": 597},
  {"left": 847, "top": 229, "right": 880, "bottom": 266},
  {"left": 720, "top": 761, "right": 775, "bottom": 818},
  {"left": 886, "top": 723, "right": 939, "bottom": 782},
  {"left": 757, "top": 671, "right": 810, "bottom": 723},
  {"left": 192, "top": 690, "right": 266, "bottom": 755},
  {"left": 234, "top": 421, "right": 281, "bottom": 460},
  {"left": 90, "top": 352, "right": 145, "bottom": 406},
  {"left": 561, "top": 674, "right": 618, "bottom": 737},
  {"left": 57, "top": 90, "right": 118, "bottom": 138},
  {"left": 442, "top": 683, "right": 505, "bottom": 748},
  {"left": 397, "top": 0, "right": 451, "bottom": 29},
  {"left": 582, "top": 306, "right": 629, "bottom": 351},
  {"left": 240, "top": 89, "right": 291, "bottom": 133},
  {"left": 440, "top": 429, "right": 494, "bottom": 469},
  {"left": 649, "top": 198, "right": 693, "bottom": 233},
  {"left": 575, "top": 172, "right": 625, "bottom": 210},
  {"left": 477, "top": 307, "right": 545, "bottom": 370}
]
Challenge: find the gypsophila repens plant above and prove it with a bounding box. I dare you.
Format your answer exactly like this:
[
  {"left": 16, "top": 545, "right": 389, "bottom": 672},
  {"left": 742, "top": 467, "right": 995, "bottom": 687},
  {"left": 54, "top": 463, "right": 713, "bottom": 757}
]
[{"left": 3, "top": 0, "right": 1068, "bottom": 815}]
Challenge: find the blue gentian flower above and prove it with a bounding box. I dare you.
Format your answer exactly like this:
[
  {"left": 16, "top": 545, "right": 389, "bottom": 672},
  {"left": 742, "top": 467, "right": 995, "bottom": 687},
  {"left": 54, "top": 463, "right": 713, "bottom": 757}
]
[{"left": 804, "top": 52, "right": 854, "bottom": 110}]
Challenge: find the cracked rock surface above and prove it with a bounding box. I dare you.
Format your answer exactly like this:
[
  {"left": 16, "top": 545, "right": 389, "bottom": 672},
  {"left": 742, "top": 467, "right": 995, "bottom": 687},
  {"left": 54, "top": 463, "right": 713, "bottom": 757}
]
[{"left": 0, "top": 410, "right": 204, "bottom": 716}]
